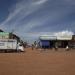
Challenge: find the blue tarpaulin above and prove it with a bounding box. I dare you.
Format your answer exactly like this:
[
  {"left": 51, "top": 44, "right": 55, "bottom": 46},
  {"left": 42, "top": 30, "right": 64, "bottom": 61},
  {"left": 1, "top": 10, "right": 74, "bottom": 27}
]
[{"left": 40, "top": 40, "right": 50, "bottom": 48}]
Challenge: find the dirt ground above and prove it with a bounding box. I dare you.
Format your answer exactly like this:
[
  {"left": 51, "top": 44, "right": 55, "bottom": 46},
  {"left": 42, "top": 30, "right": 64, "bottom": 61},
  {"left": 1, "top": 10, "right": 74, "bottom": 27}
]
[{"left": 0, "top": 48, "right": 75, "bottom": 75}]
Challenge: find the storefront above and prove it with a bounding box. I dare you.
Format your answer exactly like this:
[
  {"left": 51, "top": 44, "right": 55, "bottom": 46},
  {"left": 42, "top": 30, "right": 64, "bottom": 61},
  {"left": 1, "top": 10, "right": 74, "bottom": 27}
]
[
  {"left": 39, "top": 34, "right": 74, "bottom": 48},
  {"left": 39, "top": 35, "right": 57, "bottom": 48},
  {"left": 56, "top": 35, "right": 72, "bottom": 48}
]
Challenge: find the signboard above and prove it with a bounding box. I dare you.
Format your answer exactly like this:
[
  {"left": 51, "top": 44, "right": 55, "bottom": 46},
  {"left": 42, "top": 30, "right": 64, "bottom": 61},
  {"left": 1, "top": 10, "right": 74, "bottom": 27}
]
[
  {"left": 0, "top": 39, "right": 17, "bottom": 50},
  {"left": 40, "top": 35, "right": 56, "bottom": 40},
  {"left": 0, "top": 41, "right": 7, "bottom": 49},
  {"left": 7, "top": 40, "right": 17, "bottom": 49}
]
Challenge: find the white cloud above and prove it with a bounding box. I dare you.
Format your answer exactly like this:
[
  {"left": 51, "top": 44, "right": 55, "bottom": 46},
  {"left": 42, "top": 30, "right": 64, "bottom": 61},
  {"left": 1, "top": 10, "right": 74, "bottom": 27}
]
[
  {"left": 54, "top": 30, "right": 74, "bottom": 36},
  {"left": 32, "top": 0, "right": 48, "bottom": 5},
  {"left": 0, "top": 0, "right": 49, "bottom": 35},
  {"left": 0, "top": 0, "right": 47, "bottom": 28}
]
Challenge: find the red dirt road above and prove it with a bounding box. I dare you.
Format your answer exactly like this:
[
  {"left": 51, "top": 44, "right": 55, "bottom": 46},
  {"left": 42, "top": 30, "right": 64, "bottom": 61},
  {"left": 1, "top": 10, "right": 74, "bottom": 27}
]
[{"left": 0, "top": 48, "right": 75, "bottom": 75}]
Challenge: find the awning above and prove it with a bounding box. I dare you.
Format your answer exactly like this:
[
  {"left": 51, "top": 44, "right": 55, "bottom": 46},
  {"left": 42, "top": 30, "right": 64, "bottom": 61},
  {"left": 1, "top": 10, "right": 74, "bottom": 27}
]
[{"left": 40, "top": 35, "right": 57, "bottom": 40}]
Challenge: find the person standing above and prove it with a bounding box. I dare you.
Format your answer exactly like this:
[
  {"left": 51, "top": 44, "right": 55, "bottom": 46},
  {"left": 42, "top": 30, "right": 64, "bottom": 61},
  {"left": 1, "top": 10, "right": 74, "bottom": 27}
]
[
  {"left": 31, "top": 44, "right": 34, "bottom": 50},
  {"left": 55, "top": 42, "right": 58, "bottom": 51},
  {"left": 66, "top": 45, "right": 69, "bottom": 51}
]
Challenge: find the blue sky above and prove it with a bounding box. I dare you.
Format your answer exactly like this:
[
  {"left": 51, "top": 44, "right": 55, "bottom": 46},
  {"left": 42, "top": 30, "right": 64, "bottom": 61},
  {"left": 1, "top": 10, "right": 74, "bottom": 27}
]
[{"left": 0, "top": 0, "right": 75, "bottom": 42}]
